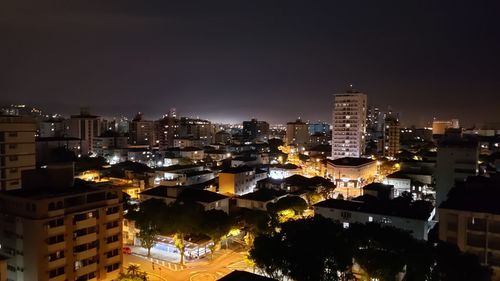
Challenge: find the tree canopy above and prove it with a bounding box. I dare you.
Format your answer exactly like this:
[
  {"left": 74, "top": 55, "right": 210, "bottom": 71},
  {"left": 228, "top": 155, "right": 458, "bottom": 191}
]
[{"left": 250, "top": 216, "right": 491, "bottom": 281}]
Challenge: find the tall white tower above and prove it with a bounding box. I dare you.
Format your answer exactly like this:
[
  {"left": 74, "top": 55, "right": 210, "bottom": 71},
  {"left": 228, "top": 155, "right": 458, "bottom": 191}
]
[{"left": 331, "top": 87, "right": 367, "bottom": 159}]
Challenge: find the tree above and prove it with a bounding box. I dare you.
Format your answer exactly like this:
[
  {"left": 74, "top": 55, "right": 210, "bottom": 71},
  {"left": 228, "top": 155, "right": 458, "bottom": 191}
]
[
  {"left": 117, "top": 264, "right": 148, "bottom": 281},
  {"left": 161, "top": 201, "right": 205, "bottom": 265},
  {"left": 201, "top": 210, "right": 232, "bottom": 259},
  {"left": 126, "top": 199, "right": 166, "bottom": 257},
  {"left": 267, "top": 196, "right": 308, "bottom": 222},
  {"left": 235, "top": 208, "right": 273, "bottom": 246}
]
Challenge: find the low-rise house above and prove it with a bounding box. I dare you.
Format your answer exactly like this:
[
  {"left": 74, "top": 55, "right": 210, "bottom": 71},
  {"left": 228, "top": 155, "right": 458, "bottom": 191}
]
[
  {"left": 314, "top": 197, "right": 435, "bottom": 240},
  {"left": 140, "top": 186, "right": 229, "bottom": 213},
  {"left": 269, "top": 163, "right": 301, "bottom": 179},
  {"left": 236, "top": 188, "right": 288, "bottom": 211},
  {"left": 180, "top": 147, "right": 204, "bottom": 161},
  {"left": 362, "top": 183, "right": 395, "bottom": 200}
]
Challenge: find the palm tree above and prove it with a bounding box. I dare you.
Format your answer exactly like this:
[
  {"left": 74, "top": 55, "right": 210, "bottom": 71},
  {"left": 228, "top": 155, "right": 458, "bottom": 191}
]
[{"left": 126, "top": 264, "right": 140, "bottom": 276}]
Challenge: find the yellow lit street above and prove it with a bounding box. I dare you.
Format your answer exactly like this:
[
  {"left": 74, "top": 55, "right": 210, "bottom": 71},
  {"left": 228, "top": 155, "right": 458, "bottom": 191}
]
[{"left": 123, "top": 247, "right": 251, "bottom": 281}]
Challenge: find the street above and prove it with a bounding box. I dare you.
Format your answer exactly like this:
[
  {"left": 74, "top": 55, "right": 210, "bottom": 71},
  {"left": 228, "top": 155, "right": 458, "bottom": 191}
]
[{"left": 123, "top": 246, "right": 252, "bottom": 281}]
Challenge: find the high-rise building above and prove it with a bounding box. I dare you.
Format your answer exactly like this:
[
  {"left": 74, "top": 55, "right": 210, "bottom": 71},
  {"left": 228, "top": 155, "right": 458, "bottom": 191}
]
[
  {"left": 0, "top": 164, "right": 123, "bottom": 281},
  {"left": 0, "top": 115, "right": 36, "bottom": 191},
  {"left": 286, "top": 118, "right": 309, "bottom": 149},
  {"left": 331, "top": 88, "right": 367, "bottom": 159},
  {"left": 366, "top": 106, "right": 384, "bottom": 142},
  {"left": 383, "top": 114, "right": 400, "bottom": 158},
  {"left": 129, "top": 112, "right": 155, "bottom": 146},
  {"left": 242, "top": 119, "right": 269, "bottom": 143},
  {"left": 64, "top": 108, "right": 101, "bottom": 155},
  {"left": 435, "top": 133, "right": 478, "bottom": 208},
  {"left": 155, "top": 109, "right": 179, "bottom": 150}
]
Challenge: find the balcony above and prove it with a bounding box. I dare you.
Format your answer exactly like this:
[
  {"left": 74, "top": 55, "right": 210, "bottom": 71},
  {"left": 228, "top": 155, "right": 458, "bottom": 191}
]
[
  {"left": 75, "top": 248, "right": 97, "bottom": 261},
  {"left": 105, "top": 254, "right": 121, "bottom": 265},
  {"left": 76, "top": 263, "right": 97, "bottom": 277},
  {"left": 75, "top": 217, "right": 97, "bottom": 229},
  {"left": 106, "top": 212, "right": 120, "bottom": 221},
  {"left": 105, "top": 226, "right": 121, "bottom": 237},
  {"left": 48, "top": 257, "right": 66, "bottom": 269},
  {"left": 47, "top": 209, "right": 65, "bottom": 217},
  {"left": 47, "top": 241, "right": 66, "bottom": 253},
  {"left": 47, "top": 225, "right": 66, "bottom": 236},
  {"left": 106, "top": 240, "right": 121, "bottom": 251},
  {"left": 75, "top": 233, "right": 97, "bottom": 245},
  {"left": 48, "top": 274, "right": 67, "bottom": 281},
  {"left": 107, "top": 198, "right": 119, "bottom": 205}
]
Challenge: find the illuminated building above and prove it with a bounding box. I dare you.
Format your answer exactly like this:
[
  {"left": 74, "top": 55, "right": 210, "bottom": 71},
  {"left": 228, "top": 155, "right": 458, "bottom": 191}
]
[
  {"left": 326, "top": 157, "right": 376, "bottom": 196},
  {"left": 383, "top": 114, "right": 400, "bottom": 158},
  {"left": 129, "top": 112, "right": 155, "bottom": 146},
  {"left": 432, "top": 119, "right": 459, "bottom": 135},
  {"left": 0, "top": 115, "right": 36, "bottom": 191},
  {"left": 219, "top": 166, "right": 258, "bottom": 196},
  {"left": 331, "top": 88, "right": 367, "bottom": 159},
  {"left": 0, "top": 164, "right": 123, "bottom": 281}
]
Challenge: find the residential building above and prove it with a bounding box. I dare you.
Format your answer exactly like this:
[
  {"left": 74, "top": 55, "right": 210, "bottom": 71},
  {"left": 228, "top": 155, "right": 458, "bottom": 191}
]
[
  {"left": 36, "top": 137, "right": 82, "bottom": 165},
  {"left": 315, "top": 198, "right": 435, "bottom": 240},
  {"left": 331, "top": 89, "right": 367, "bottom": 159},
  {"left": 214, "top": 130, "right": 231, "bottom": 144},
  {"left": 0, "top": 115, "right": 36, "bottom": 191},
  {"left": 236, "top": 188, "right": 288, "bottom": 211},
  {"left": 219, "top": 166, "right": 257, "bottom": 196},
  {"left": 286, "top": 118, "right": 309, "bottom": 149},
  {"left": 140, "top": 186, "right": 229, "bottom": 213},
  {"left": 38, "top": 118, "right": 64, "bottom": 138},
  {"left": 438, "top": 176, "right": 500, "bottom": 277},
  {"left": 0, "top": 164, "right": 123, "bottom": 281},
  {"left": 383, "top": 114, "right": 400, "bottom": 158},
  {"left": 0, "top": 253, "right": 9, "bottom": 281},
  {"left": 242, "top": 119, "right": 269, "bottom": 143},
  {"left": 435, "top": 135, "right": 478, "bottom": 208},
  {"left": 64, "top": 108, "right": 101, "bottom": 155},
  {"left": 129, "top": 113, "right": 155, "bottom": 146}
]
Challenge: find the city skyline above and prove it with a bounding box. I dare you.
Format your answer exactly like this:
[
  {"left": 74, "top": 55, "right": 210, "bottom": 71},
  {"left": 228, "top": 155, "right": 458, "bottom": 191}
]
[{"left": 1, "top": 1, "right": 499, "bottom": 126}]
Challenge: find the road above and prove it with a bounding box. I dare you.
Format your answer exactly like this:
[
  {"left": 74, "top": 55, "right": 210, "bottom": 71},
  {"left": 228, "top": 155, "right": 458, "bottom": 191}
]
[{"left": 123, "top": 246, "right": 251, "bottom": 281}]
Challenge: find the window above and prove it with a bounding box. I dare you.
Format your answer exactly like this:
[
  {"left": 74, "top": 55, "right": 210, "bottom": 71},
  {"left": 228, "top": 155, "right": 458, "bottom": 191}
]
[
  {"left": 368, "top": 216, "right": 373, "bottom": 222},
  {"left": 8, "top": 132, "right": 17, "bottom": 137},
  {"left": 48, "top": 266, "right": 65, "bottom": 278},
  {"left": 48, "top": 250, "right": 65, "bottom": 262},
  {"left": 343, "top": 222, "right": 350, "bottom": 229},
  {"left": 9, "top": 156, "right": 18, "bottom": 161},
  {"left": 340, "top": 211, "right": 351, "bottom": 220}
]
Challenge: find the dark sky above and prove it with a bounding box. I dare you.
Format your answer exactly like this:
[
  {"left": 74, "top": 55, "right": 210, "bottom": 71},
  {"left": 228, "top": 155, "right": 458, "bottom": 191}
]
[{"left": 1, "top": 0, "right": 499, "bottom": 126}]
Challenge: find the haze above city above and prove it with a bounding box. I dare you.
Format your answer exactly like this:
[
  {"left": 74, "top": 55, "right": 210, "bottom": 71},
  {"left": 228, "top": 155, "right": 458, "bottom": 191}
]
[{"left": 1, "top": 1, "right": 499, "bottom": 126}]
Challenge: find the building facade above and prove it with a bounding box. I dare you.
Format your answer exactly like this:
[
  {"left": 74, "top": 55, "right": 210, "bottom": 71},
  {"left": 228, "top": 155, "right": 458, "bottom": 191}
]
[
  {"left": 383, "top": 114, "right": 400, "bottom": 158},
  {"left": 331, "top": 90, "right": 367, "bottom": 159},
  {"left": 0, "top": 115, "right": 36, "bottom": 191},
  {"left": 0, "top": 169, "right": 123, "bottom": 281}
]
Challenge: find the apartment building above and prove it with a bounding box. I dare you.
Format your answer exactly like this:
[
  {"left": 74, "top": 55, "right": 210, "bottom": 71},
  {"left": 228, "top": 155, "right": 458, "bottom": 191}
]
[
  {"left": 0, "top": 165, "right": 123, "bottom": 281},
  {"left": 439, "top": 176, "right": 500, "bottom": 277},
  {"left": 331, "top": 89, "right": 367, "bottom": 159},
  {"left": 0, "top": 115, "right": 36, "bottom": 191}
]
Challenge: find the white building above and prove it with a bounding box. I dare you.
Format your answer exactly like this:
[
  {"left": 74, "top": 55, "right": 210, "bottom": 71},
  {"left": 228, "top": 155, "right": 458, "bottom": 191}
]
[
  {"left": 314, "top": 199, "right": 436, "bottom": 240},
  {"left": 331, "top": 89, "right": 367, "bottom": 159},
  {"left": 64, "top": 109, "right": 101, "bottom": 155}
]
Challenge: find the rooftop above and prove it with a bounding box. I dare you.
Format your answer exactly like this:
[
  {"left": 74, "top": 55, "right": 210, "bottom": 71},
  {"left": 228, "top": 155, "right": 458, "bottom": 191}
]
[
  {"left": 440, "top": 176, "right": 500, "bottom": 214},
  {"left": 220, "top": 166, "right": 254, "bottom": 174},
  {"left": 217, "top": 271, "right": 277, "bottom": 281},
  {"left": 327, "top": 157, "right": 374, "bottom": 167},
  {"left": 238, "top": 188, "right": 287, "bottom": 202},
  {"left": 315, "top": 197, "right": 434, "bottom": 220},
  {"left": 141, "top": 186, "right": 227, "bottom": 203}
]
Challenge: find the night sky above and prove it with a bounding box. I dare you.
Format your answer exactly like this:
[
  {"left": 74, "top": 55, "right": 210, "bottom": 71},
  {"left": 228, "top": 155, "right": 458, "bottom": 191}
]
[{"left": 1, "top": 1, "right": 499, "bottom": 126}]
